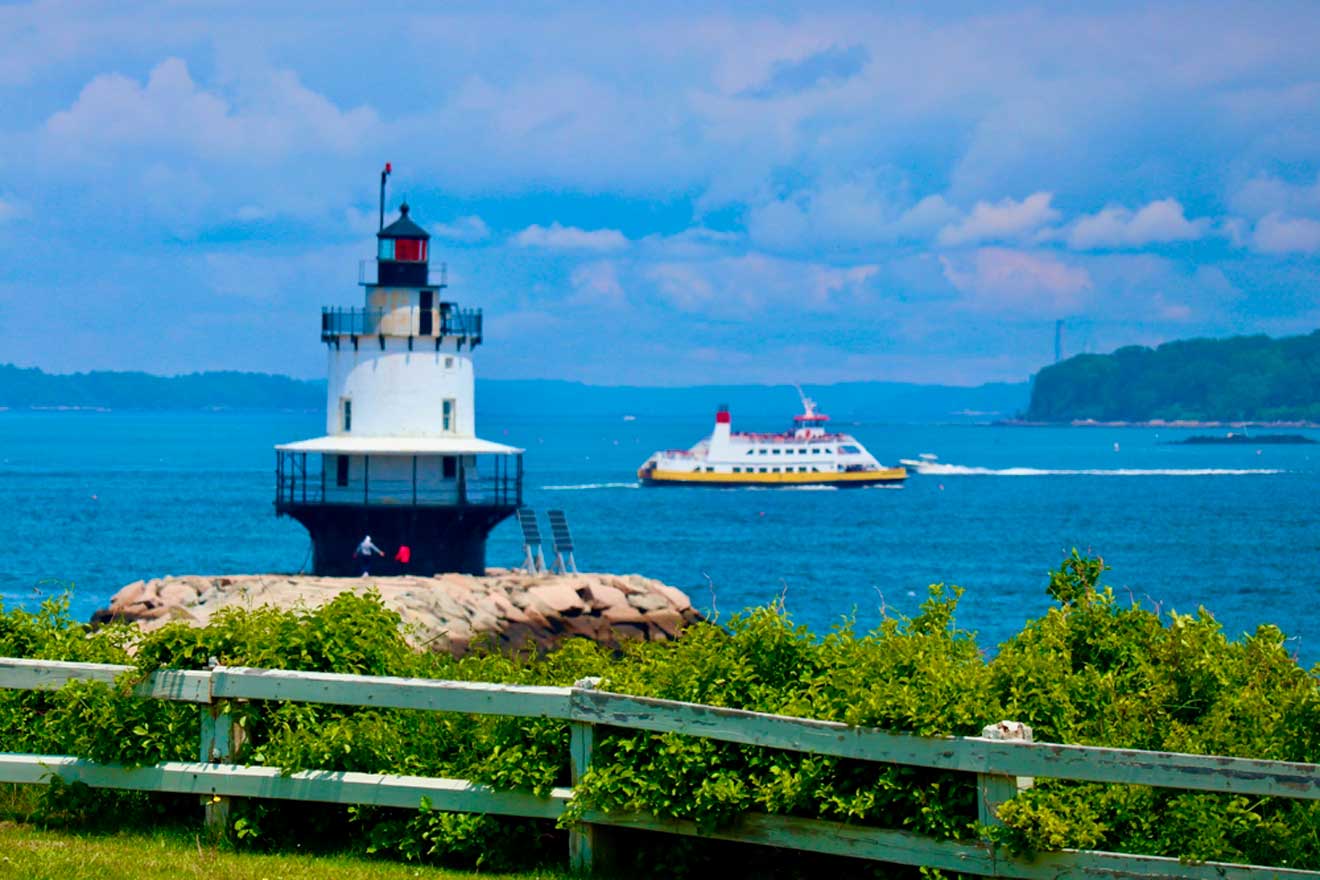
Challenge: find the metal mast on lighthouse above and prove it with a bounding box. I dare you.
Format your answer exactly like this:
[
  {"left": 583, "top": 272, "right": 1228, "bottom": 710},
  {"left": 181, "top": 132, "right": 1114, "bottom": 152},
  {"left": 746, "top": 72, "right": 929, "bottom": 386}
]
[{"left": 274, "top": 165, "right": 524, "bottom": 576}]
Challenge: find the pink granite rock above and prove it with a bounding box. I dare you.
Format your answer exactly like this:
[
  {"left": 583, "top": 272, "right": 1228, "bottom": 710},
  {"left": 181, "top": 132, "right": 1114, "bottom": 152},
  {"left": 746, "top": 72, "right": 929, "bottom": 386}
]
[{"left": 94, "top": 571, "right": 702, "bottom": 656}]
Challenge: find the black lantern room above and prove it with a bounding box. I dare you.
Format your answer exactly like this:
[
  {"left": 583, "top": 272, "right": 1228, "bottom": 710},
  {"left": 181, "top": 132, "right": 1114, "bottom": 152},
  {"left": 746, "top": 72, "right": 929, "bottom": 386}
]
[{"left": 376, "top": 203, "right": 430, "bottom": 286}]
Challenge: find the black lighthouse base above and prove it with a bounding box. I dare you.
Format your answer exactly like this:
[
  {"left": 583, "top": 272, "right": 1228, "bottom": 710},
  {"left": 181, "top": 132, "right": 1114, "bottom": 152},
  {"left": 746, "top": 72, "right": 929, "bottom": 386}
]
[{"left": 278, "top": 503, "right": 516, "bottom": 577}]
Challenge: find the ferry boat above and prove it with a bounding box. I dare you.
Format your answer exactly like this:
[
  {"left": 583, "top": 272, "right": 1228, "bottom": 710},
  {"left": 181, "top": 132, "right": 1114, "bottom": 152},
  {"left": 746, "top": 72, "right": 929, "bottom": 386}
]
[{"left": 637, "top": 392, "right": 906, "bottom": 487}]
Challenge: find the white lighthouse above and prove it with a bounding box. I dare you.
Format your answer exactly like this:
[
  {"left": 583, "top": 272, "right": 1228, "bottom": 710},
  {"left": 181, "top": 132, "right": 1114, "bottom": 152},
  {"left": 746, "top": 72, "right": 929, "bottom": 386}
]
[{"left": 275, "top": 165, "right": 523, "bottom": 576}]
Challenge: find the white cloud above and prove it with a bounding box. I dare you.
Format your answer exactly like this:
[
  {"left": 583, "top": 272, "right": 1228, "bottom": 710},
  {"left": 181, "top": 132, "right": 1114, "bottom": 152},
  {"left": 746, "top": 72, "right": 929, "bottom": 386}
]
[
  {"left": 894, "top": 195, "right": 960, "bottom": 236},
  {"left": 1152, "top": 294, "right": 1193, "bottom": 322},
  {"left": 43, "top": 58, "right": 377, "bottom": 162},
  {"left": 1067, "top": 199, "right": 1205, "bottom": 249},
  {"left": 940, "top": 247, "right": 1091, "bottom": 314},
  {"left": 513, "top": 222, "right": 628, "bottom": 251},
  {"left": 646, "top": 262, "right": 717, "bottom": 312},
  {"left": 1217, "top": 216, "right": 1249, "bottom": 248},
  {"left": 569, "top": 261, "right": 626, "bottom": 307},
  {"left": 644, "top": 253, "right": 878, "bottom": 315},
  {"left": 0, "top": 196, "right": 23, "bottom": 223},
  {"left": 1253, "top": 213, "right": 1320, "bottom": 254},
  {"left": 746, "top": 181, "right": 960, "bottom": 252},
  {"left": 937, "top": 193, "right": 1060, "bottom": 246},
  {"left": 1231, "top": 173, "right": 1320, "bottom": 220},
  {"left": 431, "top": 216, "right": 490, "bottom": 243}
]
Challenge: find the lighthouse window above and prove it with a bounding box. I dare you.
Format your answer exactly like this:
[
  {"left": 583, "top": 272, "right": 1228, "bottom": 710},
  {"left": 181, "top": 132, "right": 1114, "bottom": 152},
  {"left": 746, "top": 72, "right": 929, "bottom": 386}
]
[
  {"left": 377, "top": 239, "right": 394, "bottom": 260},
  {"left": 445, "top": 357, "right": 455, "bottom": 369},
  {"left": 335, "top": 455, "right": 349, "bottom": 487},
  {"left": 394, "top": 239, "right": 426, "bottom": 261},
  {"left": 442, "top": 399, "right": 456, "bottom": 433},
  {"left": 341, "top": 398, "right": 352, "bottom": 432}
]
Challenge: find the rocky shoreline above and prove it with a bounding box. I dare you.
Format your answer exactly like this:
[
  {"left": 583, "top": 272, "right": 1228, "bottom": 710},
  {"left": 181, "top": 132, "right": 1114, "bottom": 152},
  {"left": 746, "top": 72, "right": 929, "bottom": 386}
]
[{"left": 94, "top": 570, "right": 703, "bottom": 656}]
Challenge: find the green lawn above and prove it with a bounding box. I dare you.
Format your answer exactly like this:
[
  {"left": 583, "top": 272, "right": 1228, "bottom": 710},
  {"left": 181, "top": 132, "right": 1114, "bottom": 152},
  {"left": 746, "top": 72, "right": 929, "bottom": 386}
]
[{"left": 0, "top": 822, "right": 570, "bottom": 880}]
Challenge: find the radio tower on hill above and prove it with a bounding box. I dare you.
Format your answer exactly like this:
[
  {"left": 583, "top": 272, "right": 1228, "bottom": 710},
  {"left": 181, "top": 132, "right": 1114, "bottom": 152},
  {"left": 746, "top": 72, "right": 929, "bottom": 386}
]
[{"left": 1054, "top": 319, "right": 1064, "bottom": 363}]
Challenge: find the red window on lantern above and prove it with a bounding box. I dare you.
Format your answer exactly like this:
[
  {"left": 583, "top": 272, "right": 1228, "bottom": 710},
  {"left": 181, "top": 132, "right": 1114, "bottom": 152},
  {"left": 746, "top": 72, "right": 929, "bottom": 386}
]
[{"left": 394, "top": 239, "right": 423, "bottom": 261}]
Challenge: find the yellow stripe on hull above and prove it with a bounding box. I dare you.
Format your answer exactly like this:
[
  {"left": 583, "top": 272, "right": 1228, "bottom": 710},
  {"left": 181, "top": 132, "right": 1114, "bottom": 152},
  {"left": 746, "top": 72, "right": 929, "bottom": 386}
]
[{"left": 639, "top": 467, "right": 907, "bottom": 486}]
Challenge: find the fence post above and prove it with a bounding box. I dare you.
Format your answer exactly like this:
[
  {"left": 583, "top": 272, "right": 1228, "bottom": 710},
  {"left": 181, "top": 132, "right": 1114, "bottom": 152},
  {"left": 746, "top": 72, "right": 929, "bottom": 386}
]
[
  {"left": 569, "top": 676, "right": 605, "bottom": 874},
  {"left": 977, "top": 720, "right": 1033, "bottom": 830},
  {"left": 199, "top": 665, "right": 243, "bottom": 837}
]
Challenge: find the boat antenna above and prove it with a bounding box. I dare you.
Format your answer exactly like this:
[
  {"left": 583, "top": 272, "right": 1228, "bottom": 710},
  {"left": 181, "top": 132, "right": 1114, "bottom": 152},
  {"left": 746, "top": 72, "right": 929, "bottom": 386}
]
[{"left": 793, "top": 384, "right": 816, "bottom": 418}]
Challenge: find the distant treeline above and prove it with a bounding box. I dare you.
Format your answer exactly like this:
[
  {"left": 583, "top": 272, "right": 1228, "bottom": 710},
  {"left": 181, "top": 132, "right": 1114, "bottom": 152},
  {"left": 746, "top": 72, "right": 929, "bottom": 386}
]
[
  {"left": 0, "top": 364, "right": 1029, "bottom": 422},
  {"left": 478, "top": 379, "right": 1028, "bottom": 423},
  {"left": 0, "top": 364, "right": 324, "bottom": 411},
  {"left": 1027, "top": 330, "right": 1320, "bottom": 422}
]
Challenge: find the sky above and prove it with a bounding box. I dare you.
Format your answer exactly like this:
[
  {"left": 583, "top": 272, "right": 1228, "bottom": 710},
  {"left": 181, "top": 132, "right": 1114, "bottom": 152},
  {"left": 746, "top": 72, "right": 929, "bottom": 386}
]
[{"left": 1, "top": 1, "right": 1319, "bottom": 386}]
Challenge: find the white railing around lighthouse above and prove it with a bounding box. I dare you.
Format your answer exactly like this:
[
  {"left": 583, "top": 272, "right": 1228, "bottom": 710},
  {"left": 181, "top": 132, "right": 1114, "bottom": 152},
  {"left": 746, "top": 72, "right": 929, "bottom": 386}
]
[
  {"left": 275, "top": 450, "right": 522, "bottom": 509},
  {"left": 320, "top": 306, "right": 483, "bottom": 343}
]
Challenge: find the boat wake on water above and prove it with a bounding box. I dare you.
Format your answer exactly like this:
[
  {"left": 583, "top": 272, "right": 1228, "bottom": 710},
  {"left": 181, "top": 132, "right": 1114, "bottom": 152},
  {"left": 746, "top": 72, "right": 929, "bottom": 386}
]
[
  {"left": 913, "top": 462, "right": 1283, "bottom": 477},
  {"left": 541, "top": 482, "right": 641, "bottom": 490}
]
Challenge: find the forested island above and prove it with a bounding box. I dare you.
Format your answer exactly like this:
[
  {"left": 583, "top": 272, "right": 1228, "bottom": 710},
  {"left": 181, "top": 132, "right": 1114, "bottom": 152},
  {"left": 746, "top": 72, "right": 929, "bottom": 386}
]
[
  {"left": 0, "top": 364, "right": 1027, "bottom": 421},
  {"left": 0, "top": 364, "right": 324, "bottom": 411},
  {"left": 1026, "top": 330, "right": 1320, "bottom": 423}
]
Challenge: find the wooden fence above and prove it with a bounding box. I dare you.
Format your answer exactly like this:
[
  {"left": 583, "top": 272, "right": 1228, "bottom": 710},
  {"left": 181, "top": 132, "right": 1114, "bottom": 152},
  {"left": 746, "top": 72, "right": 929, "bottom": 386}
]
[{"left": 2, "top": 656, "right": 1319, "bottom": 878}]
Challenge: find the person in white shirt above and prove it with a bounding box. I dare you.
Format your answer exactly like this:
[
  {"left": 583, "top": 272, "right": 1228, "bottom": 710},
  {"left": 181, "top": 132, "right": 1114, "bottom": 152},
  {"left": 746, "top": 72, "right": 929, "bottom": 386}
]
[{"left": 353, "top": 535, "right": 384, "bottom": 577}]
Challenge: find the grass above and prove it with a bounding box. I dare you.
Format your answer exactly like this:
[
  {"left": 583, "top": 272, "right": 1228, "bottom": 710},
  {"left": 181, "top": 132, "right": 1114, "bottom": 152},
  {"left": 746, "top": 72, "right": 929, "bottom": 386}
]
[{"left": 0, "top": 821, "right": 570, "bottom": 880}]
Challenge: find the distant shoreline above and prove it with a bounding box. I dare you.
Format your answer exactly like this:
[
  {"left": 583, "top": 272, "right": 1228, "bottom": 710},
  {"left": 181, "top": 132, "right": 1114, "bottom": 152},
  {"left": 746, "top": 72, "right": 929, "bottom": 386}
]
[{"left": 996, "top": 418, "right": 1320, "bottom": 429}]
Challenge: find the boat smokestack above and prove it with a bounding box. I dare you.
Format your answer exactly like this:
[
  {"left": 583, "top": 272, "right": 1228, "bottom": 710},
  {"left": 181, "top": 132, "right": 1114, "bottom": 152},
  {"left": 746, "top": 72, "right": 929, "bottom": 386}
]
[{"left": 711, "top": 406, "right": 732, "bottom": 450}]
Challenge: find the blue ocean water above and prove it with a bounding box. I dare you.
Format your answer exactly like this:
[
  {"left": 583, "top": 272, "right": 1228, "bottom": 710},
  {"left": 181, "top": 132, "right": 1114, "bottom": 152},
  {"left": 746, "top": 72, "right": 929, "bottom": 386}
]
[{"left": 1, "top": 410, "right": 1317, "bottom": 664}]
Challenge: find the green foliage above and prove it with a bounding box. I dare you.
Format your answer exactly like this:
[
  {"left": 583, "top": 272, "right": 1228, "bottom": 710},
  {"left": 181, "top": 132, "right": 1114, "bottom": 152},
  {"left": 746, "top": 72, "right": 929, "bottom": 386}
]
[
  {"left": 2, "top": 558, "right": 1319, "bottom": 873},
  {"left": 1026, "top": 329, "right": 1320, "bottom": 422}
]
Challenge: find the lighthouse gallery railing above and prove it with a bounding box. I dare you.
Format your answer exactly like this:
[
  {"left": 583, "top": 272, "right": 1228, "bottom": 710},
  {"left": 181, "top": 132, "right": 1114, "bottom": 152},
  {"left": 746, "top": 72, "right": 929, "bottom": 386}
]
[
  {"left": 320, "top": 306, "right": 482, "bottom": 342},
  {"left": 275, "top": 450, "right": 521, "bottom": 508}
]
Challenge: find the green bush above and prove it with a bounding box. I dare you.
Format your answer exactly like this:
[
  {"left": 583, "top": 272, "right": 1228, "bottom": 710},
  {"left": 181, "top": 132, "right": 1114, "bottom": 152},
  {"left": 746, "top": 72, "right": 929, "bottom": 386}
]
[{"left": 1, "top": 555, "right": 1318, "bottom": 875}]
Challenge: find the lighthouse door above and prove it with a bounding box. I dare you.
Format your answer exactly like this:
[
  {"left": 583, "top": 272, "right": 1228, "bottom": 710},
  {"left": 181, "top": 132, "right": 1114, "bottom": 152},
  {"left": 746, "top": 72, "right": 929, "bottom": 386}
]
[{"left": 418, "top": 291, "right": 434, "bottom": 336}]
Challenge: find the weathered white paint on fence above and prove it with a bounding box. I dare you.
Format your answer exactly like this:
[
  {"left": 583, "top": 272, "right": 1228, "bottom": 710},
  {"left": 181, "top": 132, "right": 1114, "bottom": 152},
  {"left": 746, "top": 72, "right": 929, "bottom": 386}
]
[
  {"left": 569, "top": 688, "right": 1320, "bottom": 801},
  {"left": 977, "top": 721, "right": 1034, "bottom": 829},
  {"left": 568, "top": 676, "right": 603, "bottom": 873},
  {"left": 582, "top": 810, "right": 1320, "bottom": 880},
  {"left": 570, "top": 687, "right": 985, "bottom": 768},
  {"left": 212, "top": 666, "right": 573, "bottom": 718},
  {"left": 975, "top": 738, "right": 1320, "bottom": 801},
  {"left": 5, "top": 656, "right": 1320, "bottom": 878},
  {"left": 0, "top": 657, "right": 210, "bottom": 703},
  {"left": 0, "top": 754, "right": 570, "bottom": 818},
  {"left": 199, "top": 703, "right": 241, "bottom": 832}
]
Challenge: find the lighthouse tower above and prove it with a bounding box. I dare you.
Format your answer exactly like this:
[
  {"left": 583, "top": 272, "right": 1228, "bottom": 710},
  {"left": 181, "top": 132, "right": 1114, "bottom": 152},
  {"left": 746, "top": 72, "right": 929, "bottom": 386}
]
[{"left": 275, "top": 166, "right": 523, "bottom": 576}]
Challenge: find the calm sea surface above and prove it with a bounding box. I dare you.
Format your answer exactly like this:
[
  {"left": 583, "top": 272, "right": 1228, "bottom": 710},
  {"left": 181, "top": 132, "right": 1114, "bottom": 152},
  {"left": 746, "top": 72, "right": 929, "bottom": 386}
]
[{"left": 2, "top": 410, "right": 1317, "bottom": 663}]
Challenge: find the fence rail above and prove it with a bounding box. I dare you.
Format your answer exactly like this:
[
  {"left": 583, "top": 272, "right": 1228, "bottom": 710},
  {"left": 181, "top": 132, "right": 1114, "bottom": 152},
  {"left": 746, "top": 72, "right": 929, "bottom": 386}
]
[{"left": 1, "top": 656, "right": 1316, "bottom": 878}]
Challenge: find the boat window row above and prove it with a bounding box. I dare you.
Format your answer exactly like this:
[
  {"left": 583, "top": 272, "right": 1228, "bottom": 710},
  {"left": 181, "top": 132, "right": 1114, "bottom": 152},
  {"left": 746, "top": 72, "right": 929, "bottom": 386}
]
[
  {"left": 747, "top": 447, "right": 832, "bottom": 456},
  {"left": 722, "top": 466, "right": 824, "bottom": 474}
]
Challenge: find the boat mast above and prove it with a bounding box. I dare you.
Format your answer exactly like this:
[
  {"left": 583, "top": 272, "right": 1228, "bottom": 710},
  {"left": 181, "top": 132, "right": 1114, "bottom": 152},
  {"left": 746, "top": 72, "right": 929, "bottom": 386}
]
[{"left": 794, "top": 384, "right": 817, "bottom": 419}]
